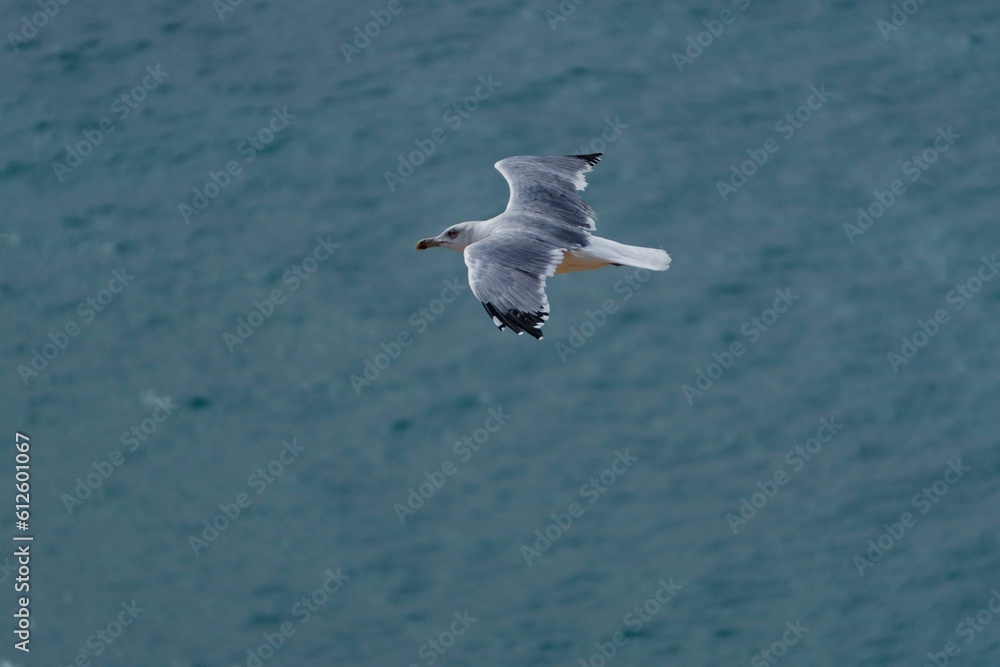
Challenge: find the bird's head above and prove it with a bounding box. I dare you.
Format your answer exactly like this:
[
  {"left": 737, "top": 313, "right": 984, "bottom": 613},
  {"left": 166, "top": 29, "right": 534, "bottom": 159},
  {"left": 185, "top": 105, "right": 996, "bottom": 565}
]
[{"left": 415, "top": 222, "right": 479, "bottom": 252}]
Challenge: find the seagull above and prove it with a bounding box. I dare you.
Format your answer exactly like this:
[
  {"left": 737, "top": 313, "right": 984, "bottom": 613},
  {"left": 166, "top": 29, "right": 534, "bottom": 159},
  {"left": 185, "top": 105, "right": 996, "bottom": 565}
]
[{"left": 415, "top": 154, "right": 671, "bottom": 339}]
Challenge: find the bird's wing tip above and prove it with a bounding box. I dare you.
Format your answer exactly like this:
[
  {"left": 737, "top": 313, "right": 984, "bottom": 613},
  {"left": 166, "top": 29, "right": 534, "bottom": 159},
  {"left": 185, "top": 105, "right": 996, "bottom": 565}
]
[{"left": 567, "top": 153, "right": 602, "bottom": 166}]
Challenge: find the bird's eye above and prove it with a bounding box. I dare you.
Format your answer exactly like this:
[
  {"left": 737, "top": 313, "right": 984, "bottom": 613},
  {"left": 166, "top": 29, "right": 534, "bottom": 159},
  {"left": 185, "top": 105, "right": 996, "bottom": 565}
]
[{"left": 447, "top": 229, "right": 459, "bottom": 238}]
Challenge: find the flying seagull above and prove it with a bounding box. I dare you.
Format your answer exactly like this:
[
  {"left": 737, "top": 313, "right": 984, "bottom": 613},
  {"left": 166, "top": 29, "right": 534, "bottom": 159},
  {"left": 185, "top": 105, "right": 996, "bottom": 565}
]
[{"left": 415, "top": 154, "right": 671, "bottom": 339}]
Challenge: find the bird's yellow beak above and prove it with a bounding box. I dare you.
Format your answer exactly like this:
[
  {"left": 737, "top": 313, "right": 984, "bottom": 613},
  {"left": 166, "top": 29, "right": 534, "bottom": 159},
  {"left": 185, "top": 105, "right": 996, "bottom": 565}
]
[{"left": 415, "top": 238, "right": 440, "bottom": 250}]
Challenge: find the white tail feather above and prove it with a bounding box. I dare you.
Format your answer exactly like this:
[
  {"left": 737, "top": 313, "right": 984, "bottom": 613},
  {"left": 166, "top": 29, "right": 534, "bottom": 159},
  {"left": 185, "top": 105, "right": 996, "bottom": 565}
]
[{"left": 586, "top": 236, "right": 671, "bottom": 271}]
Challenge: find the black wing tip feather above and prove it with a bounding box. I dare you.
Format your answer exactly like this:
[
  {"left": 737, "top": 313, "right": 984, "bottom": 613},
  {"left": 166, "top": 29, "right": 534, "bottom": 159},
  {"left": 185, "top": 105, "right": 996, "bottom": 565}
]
[
  {"left": 567, "top": 153, "right": 602, "bottom": 166},
  {"left": 482, "top": 302, "right": 546, "bottom": 340}
]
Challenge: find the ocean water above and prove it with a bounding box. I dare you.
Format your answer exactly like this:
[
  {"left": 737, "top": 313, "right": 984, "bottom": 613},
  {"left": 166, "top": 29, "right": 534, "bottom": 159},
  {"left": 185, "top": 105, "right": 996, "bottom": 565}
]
[{"left": 2, "top": 0, "right": 1000, "bottom": 665}]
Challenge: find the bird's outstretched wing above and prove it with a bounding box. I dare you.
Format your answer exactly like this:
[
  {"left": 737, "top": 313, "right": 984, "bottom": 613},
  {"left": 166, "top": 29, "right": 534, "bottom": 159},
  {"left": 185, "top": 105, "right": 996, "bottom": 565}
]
[
  {"left": 494, "top": 154, "right": 602, "bottom": 232},
  {"left": 464, "top": 232, "right": 564, "bottom": 339}
]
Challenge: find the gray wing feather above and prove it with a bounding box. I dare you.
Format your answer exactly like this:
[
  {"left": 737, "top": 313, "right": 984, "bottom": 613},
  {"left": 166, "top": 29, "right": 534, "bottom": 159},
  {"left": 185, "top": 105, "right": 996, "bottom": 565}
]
[
  {"left": 494, "top": 154, "right": 602, "bottom": 232},
  {"left": 464, "top": 233, "right": 563, "bottom": 339}
]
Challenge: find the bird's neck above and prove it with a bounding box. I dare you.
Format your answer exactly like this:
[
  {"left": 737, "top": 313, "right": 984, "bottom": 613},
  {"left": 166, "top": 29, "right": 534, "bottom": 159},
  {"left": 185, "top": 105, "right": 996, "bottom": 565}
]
[{"left": 457, "top": 220, "right": 494, "bottom": 249}]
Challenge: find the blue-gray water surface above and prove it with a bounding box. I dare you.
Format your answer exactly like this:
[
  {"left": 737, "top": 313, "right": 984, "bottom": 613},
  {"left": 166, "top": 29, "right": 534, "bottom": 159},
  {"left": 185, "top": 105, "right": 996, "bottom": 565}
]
[{"left": 2, "top": 0, "right": 999, "bottom": 665}]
